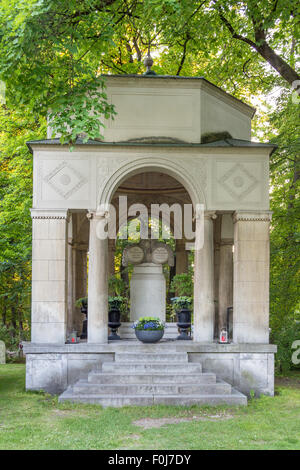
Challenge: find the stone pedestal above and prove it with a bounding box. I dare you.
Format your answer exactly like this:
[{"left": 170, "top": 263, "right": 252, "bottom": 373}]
[{"left": 130, "top": 263, "right": 166, "bottom": 321}]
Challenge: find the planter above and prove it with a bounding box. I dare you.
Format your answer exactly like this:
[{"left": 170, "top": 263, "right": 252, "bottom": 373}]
[
  {"left": 135, "top": 329, "right": 164, "bottom": 343},
  {"left": 108, "top": 308, "right": 121, "bottom": 340},
  {"left": 176, "top": 308, "right": 192, "bottom": 340}
]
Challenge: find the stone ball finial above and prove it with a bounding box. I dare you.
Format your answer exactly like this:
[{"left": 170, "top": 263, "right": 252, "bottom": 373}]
[{"left": 143, "top": 53, "right": 156, "bottom": 75}]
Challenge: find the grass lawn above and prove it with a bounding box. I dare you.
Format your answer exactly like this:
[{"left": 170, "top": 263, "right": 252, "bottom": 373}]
[{"left": 0, "top": 364, "right": 300, "bottom": 450}]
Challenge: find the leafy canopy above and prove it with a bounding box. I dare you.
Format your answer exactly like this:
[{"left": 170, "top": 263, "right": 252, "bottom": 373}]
[{"left": 0, "top": 0, "right": 298, "bottom": 142}]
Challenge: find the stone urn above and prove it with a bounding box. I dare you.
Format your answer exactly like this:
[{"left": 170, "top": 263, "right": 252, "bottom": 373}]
[
  {"left": 108, "top": 308, "right": 121, "bottom": 340},
  {"left": 135, "top": 329, "right": 164, "bottom": 343},
  {"left": 176, "top": 308, "right": 192, "bottom": 340}
]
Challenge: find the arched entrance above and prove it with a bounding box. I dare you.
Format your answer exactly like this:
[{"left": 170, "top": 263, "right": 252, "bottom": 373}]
[
  {"left": 108, "top": 171, "right": 194, "bottom": 336},
  {"left": 86, "top": 161, "right": 215, "bottom": 344}
]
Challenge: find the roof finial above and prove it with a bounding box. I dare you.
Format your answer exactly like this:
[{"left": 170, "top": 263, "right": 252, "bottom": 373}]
[{"left": 143, "top": 48, "right": 156, "bottom": 75}]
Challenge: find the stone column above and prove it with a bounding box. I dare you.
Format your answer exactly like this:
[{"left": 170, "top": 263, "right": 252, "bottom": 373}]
[
  {"left": 213, "top": 215, "right": 221, "bottom": 339},
  {"left": 193, "top": 211, "right": 216, "bottom": 342},
  {"left": 31, "top": 209, "right": 69, "bottom": 343},
  {"left": 87, "top": 212, "right": 108, "bottom": 344},
  {"left": 218, "top": 213, "right": 234, "bottom": 334},
  {"left": 73, "top": 245, "right": 88, "bottom": 334},
  {"left": 233, "top": 211, "right": 272, "bottom": 343},
  {"left": 67, "top": 232, "right": 74, "bottom": 335},
  {"left": 218, "top": 241, "right": 233, "bottom": 332},
  {"left": 175, "top": 239, "right": 188, "bottom": 275}
]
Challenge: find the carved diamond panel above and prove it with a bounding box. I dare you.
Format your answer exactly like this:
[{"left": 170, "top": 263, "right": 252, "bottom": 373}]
[
  {"left": 218, "top": 163, "right": 258, "bottom": 200},
  {"left": 44, "top": 161, "right": 87, "bottom": 199}
]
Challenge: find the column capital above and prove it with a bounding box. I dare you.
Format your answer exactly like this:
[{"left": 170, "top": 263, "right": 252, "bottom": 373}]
[
  {"left": 204, "top": 210, "right": 217, "bottom": 220},
  {"left": 30, "top": 208, "right": 70, "bottom": 221},
  {"left": 87, "top": 210, "right": 108, "bottom": 221},
  {"left": 233, "top": 210, "right": 272, "bottom": 223}
]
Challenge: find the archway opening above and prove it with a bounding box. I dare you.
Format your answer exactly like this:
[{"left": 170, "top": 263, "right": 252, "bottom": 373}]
[{"left": 108, "top": 170, "right": 195, "bottom": 328}]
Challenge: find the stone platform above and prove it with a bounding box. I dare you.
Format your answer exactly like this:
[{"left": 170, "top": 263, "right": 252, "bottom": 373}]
[{"left": 23, "top": 341, "right": 276, "bottom": 398}]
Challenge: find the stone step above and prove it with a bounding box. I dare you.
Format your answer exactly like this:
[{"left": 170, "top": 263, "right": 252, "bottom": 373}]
[
  {"left": 72, "top": 381, "right": 231, "bottom": 395},
  {"left": 88, "top": 372, "right": 216, "bottom": 384},
  {"left": 102, "top": 361, "right": 202, "bottom": 373},
  {"left": 115, "top": 352, "right": 188, "bottom": 362},
  {"left": 59, "top": 389, "right": 247, "bottom": 407}
]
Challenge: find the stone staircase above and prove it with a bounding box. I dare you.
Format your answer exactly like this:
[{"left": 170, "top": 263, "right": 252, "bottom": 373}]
[{"left": 59, "top": 351, "right": 247, "bottom": 407}]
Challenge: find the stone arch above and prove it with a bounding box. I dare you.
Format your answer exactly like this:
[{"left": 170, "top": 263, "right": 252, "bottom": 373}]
[{"left": 97, "top": 156, "right": 206, "bottom": 210}]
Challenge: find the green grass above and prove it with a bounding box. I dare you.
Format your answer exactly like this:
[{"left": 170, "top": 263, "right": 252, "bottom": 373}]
[{"left": 0, "top": 364, "right": 300, "bottom": 450}]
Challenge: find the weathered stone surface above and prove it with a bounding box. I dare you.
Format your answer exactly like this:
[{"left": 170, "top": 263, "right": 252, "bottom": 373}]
[
  {"left": 58, "top": 350, "right": 247, "bottom": 407},
  {"left": 0, "top": 340, "right": 5, "bottom": 364},
  {"left": 130, "top": 263, "right": 166, "bottom": 321}
]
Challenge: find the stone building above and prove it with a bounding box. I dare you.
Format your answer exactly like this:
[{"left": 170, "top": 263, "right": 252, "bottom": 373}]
[{"left": 23, "top": 71, "right": 276, "bottom": 406}]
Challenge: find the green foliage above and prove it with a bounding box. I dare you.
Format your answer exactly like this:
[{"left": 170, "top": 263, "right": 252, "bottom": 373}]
[
  {"left": 170, "top": 296, "right": 193, "bottom": 312},
  {"left": 1, "top": 365, "right": 300, "bottom": 449},
  {"left": 133, "top": 317, "right": 164, "bottom": 330},
  {"left": 0, "top": 325, "right": 20, "bottom": 350},
  {"left": 265, "top": 94, "right": 300, "bottom": 368},
  {"left": 0, "top": 0, "right": 298, "bottom": 143},
  {"left": 108, "top": 295, "right": 124, "bottom": 310},
  {"left": 272, "top": 323, "right": 300, "bottom": 373},
  {"left": 0, "top": 105, "right": 46, "bottom": 344},
  {"left": 170, "top": 273, "right": 193, "bottom": 297},
  {"left": 74, "top": 297, "right": 87, "bottom": 309},
  {"left": 108, "top": 275, "right": 127, "bottom": 297}
]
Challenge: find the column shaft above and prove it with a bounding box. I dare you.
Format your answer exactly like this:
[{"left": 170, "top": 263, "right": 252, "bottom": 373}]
[
  {"left": 218, "top": 242, "right": 233, "bottom": 332},
  {"left": 74, "top": 247, "right": 88, "bottom": 334},
  {"left": 87, "top": 212, "right": 108, "bottom": 343},
  {"left": 233, "top": 211, "right": 271, "bottom": 343},
  {"left": 193, "top": 211, "right": 215, "bottom": 342}
]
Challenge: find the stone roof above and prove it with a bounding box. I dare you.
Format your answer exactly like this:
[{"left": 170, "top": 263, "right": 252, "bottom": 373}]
[{"left": 26, "top": 137, "right": 276, "bottom": 155}]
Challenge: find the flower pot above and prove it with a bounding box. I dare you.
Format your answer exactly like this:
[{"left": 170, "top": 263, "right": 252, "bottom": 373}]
[
  {"left": 176, "top": 308, "right": 192, "bottom": 340},
  {"left": 135, "top": 329, "right": 164, "bottom": 343},
  {"left": 108, "top": 308, "right": 121, "bottom": 340}
]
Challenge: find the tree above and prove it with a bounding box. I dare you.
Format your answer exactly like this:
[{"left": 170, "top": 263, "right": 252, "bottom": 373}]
[
  {"left": 0, "top": 0, "right": 298, "bottom": 142},
  {"left": 0, "top": 105, "right": 46, "bottom": 339}
]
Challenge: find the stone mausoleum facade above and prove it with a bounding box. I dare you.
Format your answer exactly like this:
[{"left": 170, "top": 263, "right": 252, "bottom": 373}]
[{"left": 23, "top": 73, "right": 277, "bottom": 406}]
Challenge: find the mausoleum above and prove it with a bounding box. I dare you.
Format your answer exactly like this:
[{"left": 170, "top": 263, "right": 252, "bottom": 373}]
[{"left": 23, "top": 66, "right": 277, "bottom": 406}]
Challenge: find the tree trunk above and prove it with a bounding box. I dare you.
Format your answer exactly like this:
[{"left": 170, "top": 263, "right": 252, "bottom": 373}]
[
  {"left": 11, "top": 305, "right": 17, "bottom": 329},
  {"left": 255, "top": 42, "right": 300, "bottom": 87}
]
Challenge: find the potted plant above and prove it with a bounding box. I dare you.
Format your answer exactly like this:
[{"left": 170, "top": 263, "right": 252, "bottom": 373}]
[
  {"left": 132, "top": 317, "right": 165, "bottom": 343},
  {"left": 75, "top": 297, "right": 88, "bottom": 340},
  {"left": 108, "top": 296, "right": 124, "bottom": 340},
  {"left": 171, "top": 296, "right": 192, "bottom": 340},
  {"left": 170, "top": 273, "right": 193, "bottom": 340}
]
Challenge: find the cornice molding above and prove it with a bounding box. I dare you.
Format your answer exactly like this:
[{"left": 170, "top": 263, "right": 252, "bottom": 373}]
[
  {"left": 233, "top": 211, "right": 272, "bottom": 223},
  {"left": 30, "top": 209, "right": 69, "bottom": 221}
]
